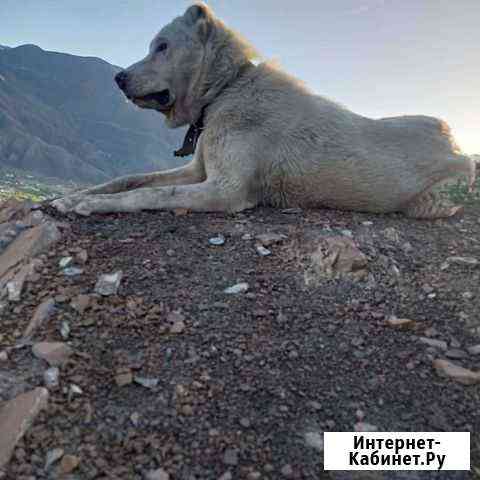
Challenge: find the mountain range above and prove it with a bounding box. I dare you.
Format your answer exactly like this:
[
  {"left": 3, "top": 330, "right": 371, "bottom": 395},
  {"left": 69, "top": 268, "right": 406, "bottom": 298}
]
[{"left": 0, "top": 44, "right": 185, "bottom": 184}]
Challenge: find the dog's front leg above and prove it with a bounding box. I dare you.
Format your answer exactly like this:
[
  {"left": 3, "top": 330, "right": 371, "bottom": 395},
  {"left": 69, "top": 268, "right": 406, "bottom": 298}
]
[
  {"left": 71, "top": 179, "right": 256, "bottom": 216},
  {"left": 52, "top": 160, "right": 205, "bottom": 213}
]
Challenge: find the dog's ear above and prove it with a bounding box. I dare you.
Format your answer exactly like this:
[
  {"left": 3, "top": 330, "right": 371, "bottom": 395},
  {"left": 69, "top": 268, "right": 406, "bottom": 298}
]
[{"left": 183, "top": 3, "right": 212, "bottom": 43}]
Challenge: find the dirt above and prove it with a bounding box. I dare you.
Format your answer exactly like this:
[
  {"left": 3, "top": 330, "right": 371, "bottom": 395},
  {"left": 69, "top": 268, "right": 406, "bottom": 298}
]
[{"left": 1, "top": 202, "right": 480, "bottom": 479}]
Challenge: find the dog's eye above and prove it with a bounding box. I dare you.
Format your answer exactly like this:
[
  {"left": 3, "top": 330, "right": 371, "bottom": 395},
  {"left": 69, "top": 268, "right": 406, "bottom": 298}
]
[{"left": 156, "top": 43, "right": 168, "bottom": 53}]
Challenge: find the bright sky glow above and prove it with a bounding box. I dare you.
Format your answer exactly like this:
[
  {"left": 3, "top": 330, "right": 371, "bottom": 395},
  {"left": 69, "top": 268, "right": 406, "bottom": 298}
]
[{"left": 1, "top": 0, "right": 478, "bottom": 153}]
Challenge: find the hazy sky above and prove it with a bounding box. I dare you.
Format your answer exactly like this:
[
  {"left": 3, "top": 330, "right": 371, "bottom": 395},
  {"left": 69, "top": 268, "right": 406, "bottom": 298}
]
[{"left": 1, "top": 0, "right": 479, "bottom": 153}]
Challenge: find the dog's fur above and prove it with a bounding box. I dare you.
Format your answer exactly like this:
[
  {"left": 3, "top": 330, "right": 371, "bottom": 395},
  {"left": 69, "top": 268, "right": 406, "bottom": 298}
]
[{"left": 53, "top": 3, "right": 475, "bottom": 218}]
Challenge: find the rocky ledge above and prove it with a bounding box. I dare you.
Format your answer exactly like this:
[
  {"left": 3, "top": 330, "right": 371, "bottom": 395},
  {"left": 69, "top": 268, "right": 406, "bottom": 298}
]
[{"left": 0, "top": 198, "right": 479, "bottom": 479}]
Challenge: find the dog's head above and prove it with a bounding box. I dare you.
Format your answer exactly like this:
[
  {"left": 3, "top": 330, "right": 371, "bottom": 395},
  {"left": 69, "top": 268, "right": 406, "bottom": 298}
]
[
  {"left": 115, "top": 3, "right": 215, "bottom": 128},
  {"left": 115, "top": 3, "right": 258, "bottom": 128}
]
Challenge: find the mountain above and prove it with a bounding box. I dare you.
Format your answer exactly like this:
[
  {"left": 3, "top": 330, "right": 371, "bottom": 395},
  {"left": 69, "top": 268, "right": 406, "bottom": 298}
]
[{"left": 0, "top": 44, "right": 185, "bottom": 184}]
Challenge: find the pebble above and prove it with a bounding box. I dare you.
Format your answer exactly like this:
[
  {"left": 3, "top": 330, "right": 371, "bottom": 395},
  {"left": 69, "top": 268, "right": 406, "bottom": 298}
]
[
  {"left": 60, "top": 454, "right": 80, "bottom": 474},
  {"left": 32, "top": 342, "right": 73, "bottom": 366},
  {"left": 0, "top": 351, "right": 8, "bottom": 362},
  {"left": 446, "top": 256, "right": 478, "bottom": 266},
  {"left": 170, "top": 320, "right": 186, "bottom": 334},
  {"left": 145, "top": 468, "right": 170, "bottom": 480},
  {"left": 281, "top": 464, "right": 294, "bottom": 478},
  {"left": 59, "top": 256, "right": 73, "bottom": 268},
  {"left": 134, "top": 376, "right": 159, "bottom": 389},
  {"left": 115, "top": 371, "right": 133, "bottom": 387},
  {"left": 45, "top": 448, "right": 64, "bottom": 470},
  {"left": 60, "top": 321, "right": 70, "bottom": 340},
  {"left": 224, "top": 283, "right": 249, "bottom": 294},
  {"left": 418, "top": 337, "right": 448, "bottom": 351},
  {"left": 43, "top": 367, "right": 60, "bottom": 389},
  {"left": 433, "top": 359, "right": 480, "bottom": 385},
  {"left": 223, "top": 448, "right": 239, "bottom": 466},
  {"left": 63, "top": 267, "right": 83, "bottom": 276},
  {"left": 445, "top": 349, "right": 468, "bottom": 360},
  {"left": 386, "top": 317, "right": 415, "bottom": 328},
  {"left": 70, "top": 294, "right": 92, "bottom": 314},
  {"left": 76, "top": 249, "right": 88, "bottom": 264},
  {"left": 255, "top": 245, "right": 272, "bottom": 256},
  {"left": 209, "top": 235, "right": 225, "bottom": 246},
  {"left": 467, "top": 344, "right": 480, "bottom": 356},
  {"left": 94, "top": 270, "right": 123, "bottom": 296},
  {"left": 304, "top": 431, "right": 324, "bottom": 452},
  {"left": 354, "top": 422, "right": 378, "bottom": 432},
  {"left": 255, "top": 232, "right": 287, "bottom": 246}
]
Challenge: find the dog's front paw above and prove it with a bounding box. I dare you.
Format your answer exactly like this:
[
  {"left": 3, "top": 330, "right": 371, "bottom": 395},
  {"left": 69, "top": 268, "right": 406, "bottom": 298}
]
[
  {"left": 51, "top": 195, "right": 85, "bottom": 214},
  {"left": 73, "top": 199, "right": 94, "bottom": 217}
]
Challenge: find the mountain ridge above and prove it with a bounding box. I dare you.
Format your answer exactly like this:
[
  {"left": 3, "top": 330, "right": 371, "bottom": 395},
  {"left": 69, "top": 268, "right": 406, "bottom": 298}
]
[{"left": 0, "top": 44, "right": 185, "bottom": 184}]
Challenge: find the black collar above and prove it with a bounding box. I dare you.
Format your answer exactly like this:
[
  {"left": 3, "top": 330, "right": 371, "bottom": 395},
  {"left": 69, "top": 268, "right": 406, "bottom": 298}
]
[{"left": 174, "top": 62, "right": 254, "bottom": 158}]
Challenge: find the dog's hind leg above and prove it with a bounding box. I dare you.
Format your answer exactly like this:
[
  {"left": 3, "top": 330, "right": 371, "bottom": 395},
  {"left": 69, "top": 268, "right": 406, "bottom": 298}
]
[{"left": 401, "top": 189, "right": 463, "bottom": 219}]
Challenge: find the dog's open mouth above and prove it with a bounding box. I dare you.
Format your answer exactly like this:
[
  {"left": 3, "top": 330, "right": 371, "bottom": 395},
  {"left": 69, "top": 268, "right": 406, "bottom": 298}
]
[{"left": 131, "top": 89, "right": 174, "bottom": 115}]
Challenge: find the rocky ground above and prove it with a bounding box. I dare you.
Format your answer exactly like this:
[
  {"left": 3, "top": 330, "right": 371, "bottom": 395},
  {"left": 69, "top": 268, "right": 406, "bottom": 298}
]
[{"left": 0, "top": 197, "right": 480, "bottom": 480}]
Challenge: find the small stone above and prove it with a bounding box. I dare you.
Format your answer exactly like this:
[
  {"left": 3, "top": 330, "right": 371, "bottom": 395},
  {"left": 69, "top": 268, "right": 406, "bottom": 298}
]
[
  {"left": 419, "top": 337, "right": 448, "bottom": 350},
  {"left": 223, "top": 448, "right": 238, "bottom": 466},
  {"left": 32, "top": 342, "right": 73, "bottom": 367},
  {"left": 446, "top": 256, "right": 478, "bottom": 266},
  {"left": 134, "top": 376, "right": 159, "bottom": 389},
  {"left": 209, "top": 235, "right": 225, "bottom": 246},
  {"left": 166, "top": 249, "right": 175, "bottom": 257},
  {"left": 382, "top": 227, "right": 400, "bottom": 243},
  {"left": 241, "top": 233, "right": 253, "bottom": 240},
  {"left": 173, "top": 208, "right": 189, "bottom": 216},
  {"left": 130, "top": 412, "right": 140, "bottom": 427},
  {"left": 94, "top": 271, "right": 123, "bottom": 296},
  {"left": 433, "top": 359, "right": 480, "bottom": 385},
  {"left": 224, "top": 282, "right": 249, "bottom": 294},
  {"left": 0, "top": 351, "right": 8, "bottom": 362},
  {"left": 362, "top": 221, "right": 373, "bottom": 226},
  {"left": 68, "top": 384, "right": 83, "bottom": 401},
  {"left": 145, "top": 468, "right": 170, "bottom": 480},
  {"left": 6, "top": 266, "right": 29, "bottom": 301},
  {"left": 70, "top": 294, "right": 92, "bottom": 314},
  {"left": 60, "top": 321, "right": 70, "bottom": 340},
  {"left": 281, "top": 464, "right": 294, "bottom": 478},
  {"left": 402, "top": 242, "right": 414, "bottom": 253},
  {"left": 255, "top": 232, "right": 287, "bottom": 247},
  {"left": 0, "top": 388, "right": 49, "bottom": 468},
  {"left": 45, "top": 448, "right": 64, "bottom": 470},
  {"left": 218, "top": 473, "right": 232, "bottom": 480},
  {"left": 354, "top": 422, "right": 378, "bottom": 432},
  {"left": 170, "top": 319, "right": 186, "bottom": 334},
  {"left": 304, "top": 431, "right": 324, "bottom": 452},
  {"left": 462, "top": 291, "right": 474, "bottom": 300},
  {"left": 307, "top": 400, "right": 322, "bottom": 411},
  {"left": 386, "top": 317, "right": 415, "bottom": 328},
  {"left": 60, "top": 454, "right": 80, "bottom": 474},
  {"left": 115, "top": 370, "right": 133, "bottom": 387},
  {"left": 181, "top": 404, "right": 194, "bottom": 416},
  {"left": 467, "top": 344, "right": 480, "bottom": 356},
  {"left": 255, "top": 245, "right": 272, "bottom": 256},
  {"left": 76, "top": 249, "right": 88, "bottom": 264},
  {"left": 43, "top": 367, "right": 60, "bottom": 389},
  {"left": 59, "top": 256, "right": 73, "bottom": 268},
  {"left": 239, "top": 417, "right": 251, "bottom": 428},
  {"left": 445, "top": 349, "right": 468, "bottom": 360},
  {"left": 63, "top": 267, "right": 83, "bottom": 276}
]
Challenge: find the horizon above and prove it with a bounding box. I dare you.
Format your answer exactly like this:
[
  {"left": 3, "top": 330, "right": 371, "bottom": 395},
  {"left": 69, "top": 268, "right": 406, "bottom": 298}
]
[{"left": 1, "top": 0, "right": 479, "bottom": 154}]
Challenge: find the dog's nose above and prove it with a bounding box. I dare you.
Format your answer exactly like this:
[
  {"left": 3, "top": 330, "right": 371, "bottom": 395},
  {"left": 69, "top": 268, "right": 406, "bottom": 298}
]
[{"left": 115, "top": 71, "right": 129, "bottom": 90}]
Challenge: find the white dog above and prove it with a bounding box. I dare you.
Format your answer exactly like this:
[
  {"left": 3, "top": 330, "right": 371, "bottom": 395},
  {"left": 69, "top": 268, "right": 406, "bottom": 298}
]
[{"left": 53, "top": 3, "right": 475, "bottom": 218}]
